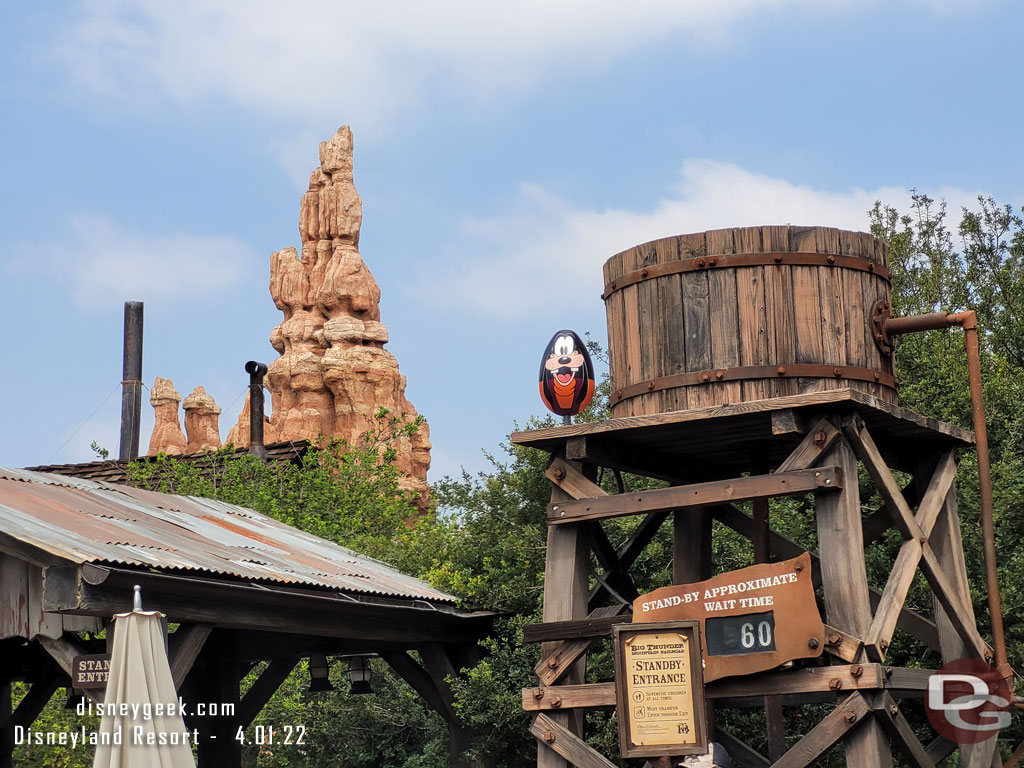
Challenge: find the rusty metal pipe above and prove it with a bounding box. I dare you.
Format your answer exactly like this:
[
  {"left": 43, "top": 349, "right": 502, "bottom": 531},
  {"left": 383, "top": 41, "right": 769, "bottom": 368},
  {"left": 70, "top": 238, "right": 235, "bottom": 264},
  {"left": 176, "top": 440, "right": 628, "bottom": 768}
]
[{"left": 886, "top": 310, "right": 1010, "bottom": 679}]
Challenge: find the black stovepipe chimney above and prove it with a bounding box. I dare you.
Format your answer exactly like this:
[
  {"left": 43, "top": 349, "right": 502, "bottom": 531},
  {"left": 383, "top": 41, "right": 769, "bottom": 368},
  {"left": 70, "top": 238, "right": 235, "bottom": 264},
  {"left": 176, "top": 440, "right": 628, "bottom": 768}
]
[
  {"left": 118, "top": 301, "right": 144, "bottom": 461},
  {"left": 245, "top": 361, "right": 268, "bottom": 460}
]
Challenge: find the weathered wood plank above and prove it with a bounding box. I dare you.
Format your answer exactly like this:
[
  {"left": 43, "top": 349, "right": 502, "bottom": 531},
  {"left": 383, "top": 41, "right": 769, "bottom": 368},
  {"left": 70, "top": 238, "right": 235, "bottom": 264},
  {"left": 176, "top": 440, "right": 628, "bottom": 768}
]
[
  {"left": 525, "top": 606, "right": 626, "bottom": 645},
  {"left": 844, "top": 421, "right": 962, "bottom": 658},
  {"left": 929, "top": 477, "right": 999, "bottom": 768},
  {"left": 871, "top": 692, "right": 935, "bottom": 768},
  {"left": 546, "top": 458, "right": 607, "bottom": 500},
  {"left": 238, "top": 658, "right": 298, "bottom": 728},
  {"left": 682, "top": 268, "right": 713, "bottom": 409},
  {"left": 525, "top": 665, "right": 891, "bottom": 713},
  {"left": 539, "top": 466, "right": 591, "bottom": 768},
  {"left": 813, "top": 431, "right": 891, "bottom": 767},
  {"left": 773, "top": 692, "right": 872, "bottom": 768},
  {"left": 549, "top": 468, "right": 841, "bottom": 524},
  {"left": 169, "top": 622, "right": 213, "bottom": 690},
  {"left": 707, "top": 265, "right": 742, "bottom": 405},
  {"left": 511, "top": 388, "right": 974, "bottom": 448},
  {"left": 775, "top": 418, "right": 839, "bottom": 472},
  {"left": 715, "top": 728, "right": 770, "bottom": 768},
  {"left": 823, "top": 624, "right": 864, "bottom": 664},
  {"left": 531, "top": 713, "right": 618, "bottom": 768}
]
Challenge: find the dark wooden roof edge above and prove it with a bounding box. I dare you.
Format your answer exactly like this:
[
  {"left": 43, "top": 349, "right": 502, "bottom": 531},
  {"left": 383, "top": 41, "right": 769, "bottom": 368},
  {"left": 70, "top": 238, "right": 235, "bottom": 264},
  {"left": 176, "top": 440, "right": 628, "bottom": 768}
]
[
  {"left": 46, "top": 563, "right": 497, "bottom": 644},
  {"left": 510, "top": 389, "right": 974, "bottom": 448},
  {"left": 25, "top": 440, "right": 311, "bottom": 481}
]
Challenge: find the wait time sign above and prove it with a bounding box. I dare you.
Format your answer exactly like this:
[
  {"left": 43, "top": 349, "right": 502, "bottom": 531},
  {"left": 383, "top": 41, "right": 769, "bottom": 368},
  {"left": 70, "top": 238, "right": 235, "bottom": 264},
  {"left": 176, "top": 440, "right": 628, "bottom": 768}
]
[{"left": 632, "top": 552, "right": 824, "bottom": 681}]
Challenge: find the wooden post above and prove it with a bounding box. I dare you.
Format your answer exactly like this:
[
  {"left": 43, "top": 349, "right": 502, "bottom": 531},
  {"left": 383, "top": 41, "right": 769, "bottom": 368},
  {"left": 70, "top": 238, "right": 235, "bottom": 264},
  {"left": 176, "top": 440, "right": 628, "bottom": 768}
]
[
  {"left": 193, "top": 638, "right": 242, "bottom": 768},
  {"left": 539, "top": 459, "right": 591, "bottom": 768},
  {"left": 752, "top": 446, "right": 785, "bottom": 761},
  {"left": 928, "top": 479, "right": 999, "bottom": 768},
  {"left": 0, "top": 681, "right": 11, "bottom": 768},
  {"left": 814, "top": 428, "right": 892, "bottom": 768}
]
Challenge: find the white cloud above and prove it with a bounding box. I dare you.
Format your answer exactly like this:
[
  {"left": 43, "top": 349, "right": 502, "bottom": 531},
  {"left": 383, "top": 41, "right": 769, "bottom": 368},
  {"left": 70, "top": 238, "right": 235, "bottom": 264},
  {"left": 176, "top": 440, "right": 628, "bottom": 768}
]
[
  {"left": 29, "top": 215, "right": 255, "bottom": 309},
  {"left": 426, "top": 160, "right": 981, "bottom": 318},
  {"left": 55, "top": 0, "right": 861, "bottom": 125}
]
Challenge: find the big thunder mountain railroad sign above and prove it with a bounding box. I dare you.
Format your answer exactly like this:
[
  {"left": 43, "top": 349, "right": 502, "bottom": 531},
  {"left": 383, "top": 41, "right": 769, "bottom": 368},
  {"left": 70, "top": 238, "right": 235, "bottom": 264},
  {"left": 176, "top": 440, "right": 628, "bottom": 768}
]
[
  {"left": 633, "top": 552, "right": 824, "bottom": 682},
  {"left": 613, "top": 621, "right": 708, "bottom": 758}
]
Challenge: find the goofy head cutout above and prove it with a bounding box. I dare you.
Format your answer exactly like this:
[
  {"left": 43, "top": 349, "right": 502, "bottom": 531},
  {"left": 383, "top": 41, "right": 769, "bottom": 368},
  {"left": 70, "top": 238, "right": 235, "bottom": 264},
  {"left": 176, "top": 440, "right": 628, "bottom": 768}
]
[{"left": 539, "top": 330, "right": 595, "bottom": 417}]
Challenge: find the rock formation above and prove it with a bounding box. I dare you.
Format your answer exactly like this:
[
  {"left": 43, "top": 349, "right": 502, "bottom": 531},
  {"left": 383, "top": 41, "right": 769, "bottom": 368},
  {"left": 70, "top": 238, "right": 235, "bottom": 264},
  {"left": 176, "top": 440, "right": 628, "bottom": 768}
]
[
  {"left": 182, "top": 386, "right": 222, "bottom": 453},
  {"left": 261, "top": 126, "right": 430, "bottom": 498},
  {"left": 150, "top": 126, "right": 430, "bottom": 501},
  {"left": 146, "top": 378, "right": 188, "bottom": 456}
]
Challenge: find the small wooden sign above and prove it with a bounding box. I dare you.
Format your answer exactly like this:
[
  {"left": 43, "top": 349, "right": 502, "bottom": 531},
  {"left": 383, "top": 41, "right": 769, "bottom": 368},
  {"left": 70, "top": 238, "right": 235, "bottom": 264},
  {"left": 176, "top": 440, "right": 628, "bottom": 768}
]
[
  {"left": 633, "top": 552, "right": 823, "bottom": 681},
  {"left": 613, "top": 620, "right": 707, "bottom": 759},
  {"left": 72, "top": 654, "right": 111, "bottom": 690}
]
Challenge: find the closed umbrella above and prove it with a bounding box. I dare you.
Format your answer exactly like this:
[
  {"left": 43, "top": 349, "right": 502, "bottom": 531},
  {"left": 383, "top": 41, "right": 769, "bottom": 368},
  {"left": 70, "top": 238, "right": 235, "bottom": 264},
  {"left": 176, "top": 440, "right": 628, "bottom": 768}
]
[{"left": 92, "top": 587, "right": 196, "bottom": 768}]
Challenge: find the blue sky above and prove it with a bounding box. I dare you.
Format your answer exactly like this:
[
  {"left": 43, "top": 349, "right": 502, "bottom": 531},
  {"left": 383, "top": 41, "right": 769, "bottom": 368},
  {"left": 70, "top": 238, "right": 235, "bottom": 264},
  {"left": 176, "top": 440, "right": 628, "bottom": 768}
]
[{"left": 1, "top": 0, "right": 1021, "bottom": 480}]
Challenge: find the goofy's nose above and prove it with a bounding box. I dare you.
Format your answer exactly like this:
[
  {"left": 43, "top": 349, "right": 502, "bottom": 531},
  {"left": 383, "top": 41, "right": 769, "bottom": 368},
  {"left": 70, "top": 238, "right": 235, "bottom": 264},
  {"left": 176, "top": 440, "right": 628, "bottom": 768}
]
[{"left": 558, "top": 356, "right": 571, "bottom": 365}]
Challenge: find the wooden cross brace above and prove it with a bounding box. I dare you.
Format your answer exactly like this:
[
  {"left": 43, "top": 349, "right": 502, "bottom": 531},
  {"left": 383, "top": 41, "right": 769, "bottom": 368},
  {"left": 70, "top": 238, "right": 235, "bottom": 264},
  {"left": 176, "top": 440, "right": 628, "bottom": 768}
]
[{"left": 842, "top": 416, "right": 991, "bottom": 663}]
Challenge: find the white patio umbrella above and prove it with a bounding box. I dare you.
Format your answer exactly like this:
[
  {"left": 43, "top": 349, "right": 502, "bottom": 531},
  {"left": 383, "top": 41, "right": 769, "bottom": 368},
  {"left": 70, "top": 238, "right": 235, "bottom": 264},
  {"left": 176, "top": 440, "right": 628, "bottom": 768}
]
[{"left": 92, "top": 586, "right": 196, "bottom": 768}]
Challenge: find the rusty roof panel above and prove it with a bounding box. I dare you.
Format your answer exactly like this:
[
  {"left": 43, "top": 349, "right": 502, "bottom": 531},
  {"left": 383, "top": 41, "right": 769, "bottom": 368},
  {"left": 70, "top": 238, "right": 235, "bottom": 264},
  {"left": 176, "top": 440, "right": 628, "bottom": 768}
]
[{"left": 0, "top": 468, "right": 455, "bottom": 604}]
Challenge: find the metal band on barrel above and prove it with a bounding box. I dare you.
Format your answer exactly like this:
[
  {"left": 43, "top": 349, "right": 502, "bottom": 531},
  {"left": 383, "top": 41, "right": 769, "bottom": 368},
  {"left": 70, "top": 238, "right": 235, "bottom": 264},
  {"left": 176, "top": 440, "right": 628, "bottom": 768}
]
[
  {"left": 610, "top": 364, "right": 897, "bottom": 404},
  {"left": 602, "top": 253, "right": 891, "bottom": 300}
]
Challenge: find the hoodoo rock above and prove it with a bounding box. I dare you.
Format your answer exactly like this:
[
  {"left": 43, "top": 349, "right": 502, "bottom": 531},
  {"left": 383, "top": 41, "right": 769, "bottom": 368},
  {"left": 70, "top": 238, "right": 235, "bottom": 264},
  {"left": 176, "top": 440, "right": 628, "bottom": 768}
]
[
  {"left": 264, "top": 126, "right": 430, "bottom": 499},
  {"left": 146, "top": 126, "right": 429, "bottom": 503},
  {"left": 182, "top": 386, "right": 222, "bottom": 453},
  {"left": 146, "top": 378, "right": 188, "bottom": 456}
]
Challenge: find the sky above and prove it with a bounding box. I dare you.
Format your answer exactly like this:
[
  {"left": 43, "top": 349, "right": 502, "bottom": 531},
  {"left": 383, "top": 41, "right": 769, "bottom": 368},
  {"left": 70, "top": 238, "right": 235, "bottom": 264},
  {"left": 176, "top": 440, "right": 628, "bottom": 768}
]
[{"left": 1, "top": 0, "right": 1022, "bottom": 481}]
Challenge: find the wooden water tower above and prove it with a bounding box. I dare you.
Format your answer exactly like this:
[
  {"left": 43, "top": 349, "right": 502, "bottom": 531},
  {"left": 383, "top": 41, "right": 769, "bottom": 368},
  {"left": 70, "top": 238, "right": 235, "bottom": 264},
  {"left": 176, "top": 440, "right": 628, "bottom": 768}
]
[{"left": 515, "top": 226, "right": 1005, "bottom": 768}]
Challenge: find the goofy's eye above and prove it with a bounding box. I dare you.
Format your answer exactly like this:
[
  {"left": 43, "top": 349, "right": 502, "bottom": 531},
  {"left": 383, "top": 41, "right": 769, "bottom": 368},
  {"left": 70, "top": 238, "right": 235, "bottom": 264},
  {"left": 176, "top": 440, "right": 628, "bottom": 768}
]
[{"left": 555, "top": 336, "right": 573, "bottom": 356}]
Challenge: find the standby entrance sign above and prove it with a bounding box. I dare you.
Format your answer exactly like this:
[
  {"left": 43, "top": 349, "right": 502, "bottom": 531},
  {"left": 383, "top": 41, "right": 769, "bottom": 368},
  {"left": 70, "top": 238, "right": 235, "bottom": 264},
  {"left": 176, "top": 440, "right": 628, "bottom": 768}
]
[
  {"left": 613, "top": 621, "right": 707, "bottom": 759},
  {"left": 633, "top": 552, "right": 824, "bottom": 681}
]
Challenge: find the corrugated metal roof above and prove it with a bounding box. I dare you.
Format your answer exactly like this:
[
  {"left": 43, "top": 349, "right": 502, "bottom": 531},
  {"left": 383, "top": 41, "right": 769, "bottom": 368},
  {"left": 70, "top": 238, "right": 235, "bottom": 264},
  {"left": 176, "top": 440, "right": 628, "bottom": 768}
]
[{"left": 0, "top": 466, "right": 456, "bottom": 605}]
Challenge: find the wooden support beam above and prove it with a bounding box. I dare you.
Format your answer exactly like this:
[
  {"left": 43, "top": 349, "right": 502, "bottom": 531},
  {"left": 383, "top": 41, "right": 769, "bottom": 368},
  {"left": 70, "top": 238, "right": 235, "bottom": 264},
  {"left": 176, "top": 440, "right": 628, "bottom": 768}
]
[
  {"left": 823, "top": 624, "right": 864, "bottom": 664},
  {"left": 549, "top": 467, "right": 841, "bottom": 524},
  {"left": 714, "top": 728, "right": 770, "bottom": 768},
  {"left": 524, "top": 664, "right": 895, "bottom": 712},
  {"left": 589, "top": 512, "right": 668, "bottom": 611},
  {"left": 773, "top": 692, "right": 872, "bottom": 768},
  {"left": 524, "top": 607, "right": 626, "bottom": 644},
  {"left": 845, "top": 420, "right": 962, "bottom": 660},
  {"left": 775, "top": 418, "right": 839, "bottom": 472},
  {"left": 814, "top": 430, "right": 891, "bottom": 768},
  {"left": 539, "top": 461, "right": 591, "bottom": 768},
  {"left": 237, "top": 658, "right": 297, "bottom": 728},
  {"left": 588, "top": 523, "right": 640, "bottom": 605},
  {"left": 35, "top": 635, "right": 102, "bottom": 704},
  {"left": 169, "top": 622, "right": 213, "bottom": 690},
  {"left": 533, "top": 606, "right": 624, "bottom": 687},
  {"left": 547, "top": 458, "right": 608, "bottom": 500},
  {"left": 929, "top": 477, "right": 1000, "bottom": 768},
  {"left": 712, "top": 502, "right": 940, "bottom": 650},
  {"left": 530, "top": 713, "right": 617, "bottom": 768},
  {"left": 924, "top": 736, "right": 957, "bottom": 764},
  {"left": 0, "top": 682, "right": 9, "bottom": 768},
  {"left": 384, "top": 651, "right": 452, "bottom": 720},
  {"left": 870, "top": 692, "right": 935, "bottom": 768}
]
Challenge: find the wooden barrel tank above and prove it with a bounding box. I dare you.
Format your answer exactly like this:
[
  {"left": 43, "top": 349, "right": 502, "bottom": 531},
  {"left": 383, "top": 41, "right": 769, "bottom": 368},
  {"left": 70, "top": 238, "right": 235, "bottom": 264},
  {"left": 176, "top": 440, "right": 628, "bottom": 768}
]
[{"left": 602, "top": 225, "right": 896, "bottom": 418}]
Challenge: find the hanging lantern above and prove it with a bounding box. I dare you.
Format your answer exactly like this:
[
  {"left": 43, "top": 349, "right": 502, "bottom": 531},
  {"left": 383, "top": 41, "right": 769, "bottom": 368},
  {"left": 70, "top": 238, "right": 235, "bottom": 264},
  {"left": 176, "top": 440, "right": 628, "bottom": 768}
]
[
  {"left": 538, "top": 330, "right": 595, "bottom": 418},
  {"left": 347, "top": 656, "right": 372, "bottom": 695},
  {"left": 308, "top": 654, "right": 334, "bottom": 693}
]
